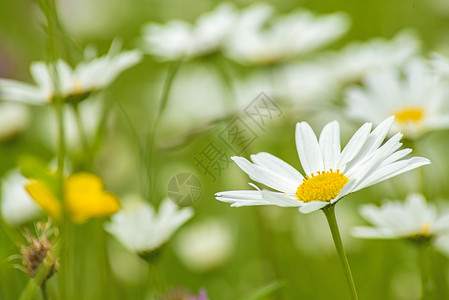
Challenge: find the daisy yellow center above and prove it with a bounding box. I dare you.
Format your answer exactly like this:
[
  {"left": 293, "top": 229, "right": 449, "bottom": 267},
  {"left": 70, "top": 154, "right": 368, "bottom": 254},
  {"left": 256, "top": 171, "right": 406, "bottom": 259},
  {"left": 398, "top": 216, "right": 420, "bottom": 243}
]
[
  {"left": 394, "top": 107, "right": 425, "bottom": 124},
  {"left": 420, "top": 221, "right": 431, "bottom": 236},
  {"left": 296, "top": 169, "right": 349, "bottom": 202},
  {"left": 73, "top": 78, "right": 83, "bottom": 94}
]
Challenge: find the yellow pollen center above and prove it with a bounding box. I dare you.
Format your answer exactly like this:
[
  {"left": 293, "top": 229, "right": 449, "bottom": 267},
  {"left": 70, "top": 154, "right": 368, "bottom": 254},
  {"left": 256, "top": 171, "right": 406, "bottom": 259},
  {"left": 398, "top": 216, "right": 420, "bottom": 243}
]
[
  {"left": 394, "top": 107, "right": 425, "bottom": 124},
  {"left": 296, "top": 169, "right": 349, "bottom": 202},
  {"left": 73, "top": 78, "right": 83, "bottom": 94},
  {"left": 420, "top": 221, "right": 431, "bottom": 236}
]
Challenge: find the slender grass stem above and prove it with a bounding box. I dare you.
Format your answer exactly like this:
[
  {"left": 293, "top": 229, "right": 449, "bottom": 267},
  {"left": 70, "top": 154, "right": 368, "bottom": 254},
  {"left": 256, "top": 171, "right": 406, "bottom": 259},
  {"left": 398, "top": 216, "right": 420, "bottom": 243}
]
[
  {"left": 72, "top": 103, "right": 92, "bottom": 166},
  {"left": 322, "top": 204, "right": 358, "bottom": 300},
  {"left": 145, "top": 60, "right": 181, "bottom": 201},
  {"left": 41, "top": 282, "right": 49, "bottom": 300},
  {"left": 417, "top": 240, "right": 434, "bottom": 300}
]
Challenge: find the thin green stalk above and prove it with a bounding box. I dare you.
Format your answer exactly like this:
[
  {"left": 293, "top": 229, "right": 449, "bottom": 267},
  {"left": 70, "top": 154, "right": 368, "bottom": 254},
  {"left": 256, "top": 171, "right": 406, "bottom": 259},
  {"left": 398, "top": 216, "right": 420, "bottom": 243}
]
[
  {"left": 72, "top": 103, "right": 92, "bottom": 164},
  {"left": 145, "top": 60, "right": 181, "bottom": 201},
  {"left": 41, "top": 282, "right": 49, "bottom": 300},
  {"left": 417, "top": 241, "right": 434, "bottom": 300},
  {"left": 214, "top": 56, "right": 236, "bottom": 113},
  {"left": 39, "top": 0, "right": 68, "bottom": 297},
  {"left": 322, "top": 204, "right": 358, "bottom": 300}
]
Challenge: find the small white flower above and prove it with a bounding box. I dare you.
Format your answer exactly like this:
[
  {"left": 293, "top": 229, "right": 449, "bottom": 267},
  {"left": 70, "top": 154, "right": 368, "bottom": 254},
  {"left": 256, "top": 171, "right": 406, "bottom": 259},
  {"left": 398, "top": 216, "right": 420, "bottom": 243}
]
[
  {"left": 1, "top": 169, "right": 42, "bottom": 226},
  {"left": 105, "top": 196, "right": 193, "bottom": 254},
  {"left": 345, "top": 58, "right": 449, "bottom": 139},
  {"left": 225, "top": 4, "right": 349, "bottom": 65},
  {"left": 141, "top": 3, "right": 238, "bottom": 61},
  {"left": 352, "top": 193, "right": 449, "bottom": 245},
  {"left": 0, "top": 102, "right": 30, "bottom": 141},
  {"left": 174, "top": 218, "right": 234, "bottom": 273},
  {"left": 216, "top": 117, "right": 430, "bottom": 214},
  {"left": 329, "top": 31, "right": 420, "bottom": 85},
  {"left": 0, "top": 40, "right": 142, "bottom": 105}
]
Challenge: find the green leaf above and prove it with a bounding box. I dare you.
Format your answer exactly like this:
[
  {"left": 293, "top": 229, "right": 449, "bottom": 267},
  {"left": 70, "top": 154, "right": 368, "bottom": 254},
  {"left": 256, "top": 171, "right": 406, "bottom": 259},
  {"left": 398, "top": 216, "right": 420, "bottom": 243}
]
[{"left": 241, "top": 281, "right": 285, "bottom": 300}]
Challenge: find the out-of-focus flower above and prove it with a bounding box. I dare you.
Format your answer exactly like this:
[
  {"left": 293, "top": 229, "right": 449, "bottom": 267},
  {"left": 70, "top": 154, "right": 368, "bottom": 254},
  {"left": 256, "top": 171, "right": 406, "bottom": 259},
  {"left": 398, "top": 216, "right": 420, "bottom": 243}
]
[
  {"left": 352, "top": 193, "right": 449, "bottom": 240},
  {"left": 141, "top": 3, "right": 238, "bottom": 61},
  {"left": 159, "top": 287, "right": 208, "bottom": 300},
  {"left": 0, "top": 102, "right": 29, "bottom": 141},
  {"left": 329, "top": 31, "right": 420, "bottom": 85},
  {"left": 345, "top": 58, "right": 449, "bottom": 139},
  {"left": 105, "top": 196, "right": 193, "bottom": 257},
  {"left": 225, "top": 4, "right": 349, "bottom": 65},
  {"left": 216, "top": 117, "right": 430, "bottom": 214},
  {"left": 278, "top": 61, "right": 339, "bottom": 104},
  {"left": 431, "top": 52, "right": 449, "bottom": 78},
  {"left": 1, "top": 169, "right": 42, "bottom": 226},
  {"left": 0, "top": 40, "right": 142, "bottom": 105},
  {"left": 175, "top": 218, "right": 234, "bottom": 273},
  {"left": 25, "top": 172, "right": 120, "bottom": 223},
  {"left": 37, "top": 99, "right": 104, "bottom": 151}
]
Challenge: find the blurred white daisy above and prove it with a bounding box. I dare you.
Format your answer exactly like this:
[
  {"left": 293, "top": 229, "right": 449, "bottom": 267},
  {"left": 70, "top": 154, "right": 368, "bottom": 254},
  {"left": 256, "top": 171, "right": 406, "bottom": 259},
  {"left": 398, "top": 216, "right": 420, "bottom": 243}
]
[
  {"left": 36, "top": 99, "right": 105, "bottom": 151},
  {"left": 141, "top": 2, "right": 238, "bottom": 61},
  {"left": 329, "top": 31, "right": 420, "bottom": 85},
  {"left": 0, "top": 40, "right": 142, "bottom": 105},
  {"left": 352, "top": 193, "right": 449, "bottom": 241},
  {"left": 174, "top": 218, "right": 234, "bottom": 273},
  {"left": 0, "top": 102, "right": 30, "bottom": 141},
  {"left": 1, "top": 169, "right": 42, "bottom": 226},
  {"left": 216, "top": 117, "right": 430, "bottom": 214},
  {"left": 431, "top": 52, "right": 449, "bottom": 78},
  {"left": 345, "top": 58, "right": 449, "bottom": 139},
  {"left": 225, "top": 4, "right": 349, "bottom": 65},
  {"left": 104, "top": 196, "right": 193, "bottom": 256}
]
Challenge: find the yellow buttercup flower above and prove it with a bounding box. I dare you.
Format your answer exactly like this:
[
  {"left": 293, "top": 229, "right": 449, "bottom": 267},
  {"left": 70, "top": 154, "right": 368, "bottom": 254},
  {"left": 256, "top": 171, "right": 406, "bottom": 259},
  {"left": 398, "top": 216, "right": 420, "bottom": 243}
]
[
  {"left": 25, "top": 180, "right": 62, "bottom": 221},
  {"left": 25, "top": 172, "right": 120, "bottom": 223}
]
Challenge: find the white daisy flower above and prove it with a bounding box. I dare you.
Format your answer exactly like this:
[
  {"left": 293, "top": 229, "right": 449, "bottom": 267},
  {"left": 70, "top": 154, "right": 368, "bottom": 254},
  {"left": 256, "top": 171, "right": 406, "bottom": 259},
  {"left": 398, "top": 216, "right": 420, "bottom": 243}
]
[
  {"left": 1, "top": 169, "right": 42, "bottom": 226},
  {"left": 329, "top": 30, "right": 420, "bottom": 85},
  {"left": 104, "top": 196, "right": 193, "bottom": 255},
  {"left": 345, "top": 58, "right": 449, "bottom": 139},
  {"left": 225, "top": 4, "right": 349, "bottom": 65},
  {"left": 0, "top": 40, "right": 142, "bottom": 105},
  {"left": 0, "top": 102, "right": 30, "bottom": 141},
  {"left": 174, "top": 218, "right": 234, "bottom": 273},
  {"left": 216, "top": 117, "right": 430, "bottom": 214},
  {"left": 352, "top": 193, "right": 449, "bottom": 241},
  {"left": 141, "top": 2, "right": 238, "bottom": 61}
]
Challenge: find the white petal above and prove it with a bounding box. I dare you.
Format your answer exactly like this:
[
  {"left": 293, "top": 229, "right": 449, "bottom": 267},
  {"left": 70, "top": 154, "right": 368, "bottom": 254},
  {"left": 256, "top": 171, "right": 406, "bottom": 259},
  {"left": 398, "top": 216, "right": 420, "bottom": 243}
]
[
  {"left": 232, "top": 156, "right": 297, "bottom": 193},
  {"left": 319, "top": 120, "right": 340, "bottom": 170},
  {"left": 348, "top": 116, "right": 394, "bottom": 168},
  {"left": 251, "top": 152, "right": 303, "bottom": 182},
  {"left": 336, "top": 122, "right": 372, "bottom": 170},
  {"left": 355, "top": 156, "right": 430, "bottom": 190},
  {"left": 298, "top": 201, "right": 328, "bottom": 214},
  {"left": 216, "top": 190, "right": 300, "bottom": 207},
  {"left": 351, "top": 227, "right": 395, "bottom": 239},
  {"left": 434, "top": 215, "right": 449, "bottom": 234},
  {"left": 295, "top": 122, "right": 323, "bottom": 175}
]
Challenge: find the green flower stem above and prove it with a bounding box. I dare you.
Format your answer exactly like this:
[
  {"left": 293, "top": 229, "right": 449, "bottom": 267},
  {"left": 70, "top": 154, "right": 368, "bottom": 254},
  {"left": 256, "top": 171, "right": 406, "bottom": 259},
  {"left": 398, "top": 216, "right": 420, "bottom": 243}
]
[
  {"left": 41, "top": 282, "right": 49, "bottom": 300},
  {"left": 214, "top": 56, "right": 236, "bottom": 113},
  {"left": 18, "top": 255, "right": 54, "bottom": 300},
  {"left": 72, "top": 103, "right": 92, "bottom": 165},
  {"left": 417, "top": 240, "right": 434, "bottom": 299},
  {"left": 322, "top": 204, "right": 359, "bottom": 300},
  {"left": 145, "top": 60, "right": 181, "bottom": 201}
]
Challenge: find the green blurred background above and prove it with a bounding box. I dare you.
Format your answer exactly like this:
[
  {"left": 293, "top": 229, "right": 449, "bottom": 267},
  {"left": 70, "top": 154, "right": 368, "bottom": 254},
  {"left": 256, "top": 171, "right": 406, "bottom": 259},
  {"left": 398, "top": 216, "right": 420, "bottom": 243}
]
[{"left": 1, "top": 0, "right": 449, "bottom": 299}]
